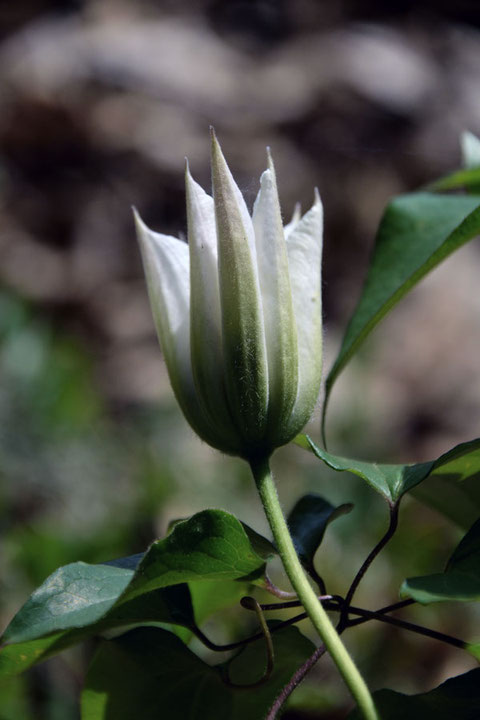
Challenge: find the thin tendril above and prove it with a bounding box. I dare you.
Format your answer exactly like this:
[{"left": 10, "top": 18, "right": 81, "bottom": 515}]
[
  {"left": 223, "top": 597, "right": 275, "bottom": 689},
  {"left": 266, "top": 644, "right": 327, "bottom": 720},
  {"left": 338, "top": 503, "right": 399, "bottom": 630}
]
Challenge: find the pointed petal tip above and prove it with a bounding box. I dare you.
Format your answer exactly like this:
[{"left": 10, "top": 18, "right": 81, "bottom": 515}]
[
  {"left": 133, "top": 209, "right": 153, "bottom": 257},
  {"left": 314, "top": 187, "right": 322, "bottom": 207},
  {"left": 184, "top": 158, "right": 194, "bottom": 186},
  {"left": 210, "top": 128, "right": 223, "bottom": 165},
  {"left": 210, "top": 126, "right": 219, "bottom": 148},
  {"left": 266, "top": 146, "right": 275, "bottom": 173},
  {"left": 132, "top": 206, "right": 147, "bottom": 231}
]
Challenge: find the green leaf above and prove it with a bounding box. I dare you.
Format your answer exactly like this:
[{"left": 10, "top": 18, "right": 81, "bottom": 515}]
[
  {"left": 2, "top": 562, "right": 139, "bottom": 645},
  {"left": 323, "top": 193, "right": 480, "bottom": 434},
  {"left": 348, "top": 668, "right": 480, "bottom": 720},
  {"left": 467, "top": 642, "right": 480, "bottom": 662},
  {"left": 189, "top": 581, "right": 247, "bottom": 628},
  {"left": 429, "top": 167, "right": 480, "bottom": 193},
  {"left": 81, "top": 626, "right": 230, "bottom": 720},
  {"left": 411, "top": 438, "right": 480, "bottom": 528},
  {"left": 0, "top": 632, "right": 87, "bottom": 677},
  {"left": 240, "top": 523, "right": 277, "bottom": 561},
  {"left": 298, "top": 435, "right": 480, "bottom": 508},
  {"left": 227, "top": 621, "right": 315, "bottom": 720},
  {"left": 287, "top": 493, "right": 352, "bottom": 579},
  {"left": 123, "top": 511, "right": 273, "bottom": 600},
  {"left": 297, "top": 435, "right": 433, "bottom": 504},
  {"left": 0, "top": 510, "right": 271, "bottom": 676},
  {"left": 81, "top": 624, "right": 315, "bottom": 720},
  {"left": 401, "top": 518, "right": 480, "bottom": 603},
  {"left": 0, "top": 585, "right": 195, "bottom": 677}
]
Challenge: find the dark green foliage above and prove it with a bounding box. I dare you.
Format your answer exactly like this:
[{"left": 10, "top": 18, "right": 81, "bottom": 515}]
[
  {"left": 348, "top": 669, "right": 480, "bottom": 720},
  {"left": 81, "top": 624, "right": 314, "bottom": 720},
  {"left": 401, "top": 518, "right": 480, "bottom": 603}
]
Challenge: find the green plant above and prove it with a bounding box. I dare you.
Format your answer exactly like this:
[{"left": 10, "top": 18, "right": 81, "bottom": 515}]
[{"left": 2, "top": 131, "right": 480, "bottom": 719}]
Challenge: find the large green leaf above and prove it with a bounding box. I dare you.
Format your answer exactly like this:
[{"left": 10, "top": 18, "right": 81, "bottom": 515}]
[
  {"left": 287, "top": 493, "right": 353, "bottom": 580},
  {"left": 81, "top": 624, "right": 315, "bottom": 720},
  {"left": 323, "top": 193, "right": 480, "bottom": 434},
  {"left": 81, "top": 626, "right": 230, "bottom": 720},
  {"left": 0, "top": 632, "right": 91, "bottom": 677},
  {"left": 348, "top": 668, "right": 480, "bottom": 719},
  {"left": 0, "top": 510, "right": 273, "bottom": 676},
  {"left": 123, "top": 510, "right": 274, "bottom": 600},
  {"left": 298, "top": 435, "right": 480, "bottom": 508},
  {"left": 401, "top": 518, "right": 480, "bottom": 603},
  {"left": 2, "top": 561, "right": 140, "bottom": 645},
  {"left": 189, "top": 581, "right": 247, "bottom": 628}
]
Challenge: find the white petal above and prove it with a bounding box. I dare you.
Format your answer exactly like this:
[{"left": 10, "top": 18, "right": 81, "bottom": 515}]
[
  {"left": 134, "top": 210, "right": 218, "bottom": 445},
  {"left": 461, "top": 131, "right": 480, "bottom": 169},
  {"left": 284, "top": 202, "right": 302, "bottom": 239},
  {"left": 285, "top": 190, "right": 323, "bottom": 431},
  {"left": 253, "top": 162, "right": 298, "bottom": 444},
  {"left": 185, "top": 167, "right": 239, "bottom": 448}
]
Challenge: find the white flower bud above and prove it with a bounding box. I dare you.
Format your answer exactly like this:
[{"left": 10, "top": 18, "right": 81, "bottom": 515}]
[{"left": 135, "top": 131, "right": 323, "bottom": 461}]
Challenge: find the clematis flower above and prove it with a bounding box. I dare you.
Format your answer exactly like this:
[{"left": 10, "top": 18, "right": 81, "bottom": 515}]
[{"left": 135, "top": 131, "right": 323, "bottom": 461}]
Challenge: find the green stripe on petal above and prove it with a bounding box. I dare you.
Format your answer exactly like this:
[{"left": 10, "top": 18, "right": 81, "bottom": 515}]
[
  {"left": 253, "top": 157, "right": 298, "bottom": 446},
  {"left": 210, "top": 132, "right": 269, "bottom": 452},
  {"left": 284, "top": 191, "right": 323, "bottom": 436},
  {"left": 185, "top": 166, "right": 240, "bottom": 452}
]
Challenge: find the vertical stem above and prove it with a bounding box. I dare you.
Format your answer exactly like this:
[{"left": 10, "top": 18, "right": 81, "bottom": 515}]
[{"left": 251, "top": 457, "right": 378, "bottom": 720}]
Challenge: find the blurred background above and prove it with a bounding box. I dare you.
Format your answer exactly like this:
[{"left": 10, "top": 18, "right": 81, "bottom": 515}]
[{"left": 0, "top": 1, "right": 480, "bottom": 718}]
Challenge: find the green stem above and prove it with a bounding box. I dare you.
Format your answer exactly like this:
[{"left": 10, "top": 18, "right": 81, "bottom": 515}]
[{"left": 250, "top": 457, "right": 378, "bottom": 720}]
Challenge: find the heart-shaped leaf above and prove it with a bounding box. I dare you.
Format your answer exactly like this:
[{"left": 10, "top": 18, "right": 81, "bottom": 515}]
[
  {"left": 401, "top": 518, "right": 480, "bottom": 603},
  {"left": 0, "top": 510, "right": 274, "bottom": 676},
  {"left": 296, "top": 435, "right": 433, "bottom": 505},
  {"left": 81, "top": 624, "right": 315, "bottom": 720},
  {"left": 298, "top": 435, "right": 480, "bottom": 509},
  {"left": 323, "top": 192, "right": 480, "bottom": 436},
  {"left": 347, "top": 668, "right": 480, "bottom": 719},
  {"left": 287, "top": 493, "right": 353, "bottom": 580}
]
